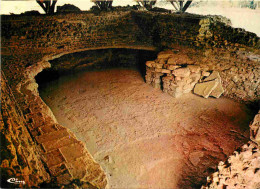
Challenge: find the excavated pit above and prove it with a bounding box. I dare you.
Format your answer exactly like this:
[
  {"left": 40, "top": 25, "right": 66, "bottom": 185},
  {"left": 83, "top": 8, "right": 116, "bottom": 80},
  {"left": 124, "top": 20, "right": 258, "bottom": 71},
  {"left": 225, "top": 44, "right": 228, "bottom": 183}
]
[{"left": 36, "top": 49, "right": 256, "bottom": 189}]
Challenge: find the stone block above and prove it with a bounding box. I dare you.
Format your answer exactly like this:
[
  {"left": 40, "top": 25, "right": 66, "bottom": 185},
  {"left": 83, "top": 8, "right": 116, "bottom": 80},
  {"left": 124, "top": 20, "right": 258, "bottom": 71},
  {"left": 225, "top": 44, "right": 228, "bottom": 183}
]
[
  {"left": 172, "top": 68, "right": 190, "bottom": 77},
  {"left": 183, "top": 83, "right": 192, "bottom": 91},
  {"left": 190, "top": 73, "right": 201, "bottom": 82},
  {"left": 202, "top": 71, "right": 210, "bottom": 77},
  {"left": 187, "top": 65, "right": 200, "bottom": 73},
  {"left": 154, "top": 72, "right": 163, "bottom": 77},
  {"left": 175, "top": 76, "right": 182, "bottom": 81},
  {"left": 167, "top": 58, "right": 176, "bottom": 65},
  {"left": 162, "top": 76, "right": 173, "bottom": 82},
  {"left": 41, "top": 136, "right": 78, "bottom": 152},
  {"left": 210, "top": 82, "right": 224, "bottom": 98},
  {"left": 204, "top": 71, "right": 221, "bottom": 82},
  {"left": 161, "top": 69, "right": 171, "bottom": 74},
  {"left": 56, "top": 170, "right": 73, "bottom": 185},
  {"left": 45, "top": 149, "right": 66, "bottom": 167},
  {"left": 155, "top": 68, "right": 163, "bottom": 73},
  {"left": 184, "top": 78, "right": 192, "bottom": 84},
  {"left": 190, "top": 81, "right": 197, "bottom": 88},
  {"left": 49, "top": 163, "right": 68, "bottom": 177},
  {"left": 175, "top": 80, "right": 185, "bottom": 87},
  {"left": 167, "top": 65, "right": 180, "bottom": 70},
  {"left": 203, "top": 71, "right": 224, "bottom": 98},
  {"left": 39, "top": 124, "right": 59, "bottom": 134},
  {"left": 152, "top": 82, "right": 161, "bottom": 89},
  {"left": 59, "top": 142, "right": 86, "bottom": 162},
  {"left": 153, "top": 78, "right": 161, "bottom": 84},
  {"left": 157, "top": 50, "right": 174, "bottom": 59},
  {"left": 36, "top": 128, "right": 69, "bottom": 144},
  {"left": 154, "top": 63, "right": 164, "bottom": 69},
  {"left": 168, "top": 90, "right": 182, "bottom": 98},
  {"left": 33, "top": 116, "right": 45, "bottom": 127},
  {"left": 145, "top": 61, "right": 155, "bottom": 68},
  {"left": 250, "top": 112, "right": 260, "bottom": 145},
  {"left": 158, "top": 58, "right": 167, "bottom": 64},
  {"left": 194, "top": 79, "right": 219, "bottom": 98},
  {"left": 66, "top": 156, "right": 88, "bottom": 179},
  {"left": 183, "top": 88, "right": 192, "bottom": 94},
  {"left": 169, "top": 84, "right": 180, "bottom": 91}
]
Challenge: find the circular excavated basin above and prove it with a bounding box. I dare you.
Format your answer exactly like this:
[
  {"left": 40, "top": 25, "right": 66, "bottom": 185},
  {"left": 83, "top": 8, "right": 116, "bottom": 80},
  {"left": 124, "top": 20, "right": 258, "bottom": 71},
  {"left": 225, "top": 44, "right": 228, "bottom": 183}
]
[{"left": 37, "top": 67, "right": 255, "bottom": 189}]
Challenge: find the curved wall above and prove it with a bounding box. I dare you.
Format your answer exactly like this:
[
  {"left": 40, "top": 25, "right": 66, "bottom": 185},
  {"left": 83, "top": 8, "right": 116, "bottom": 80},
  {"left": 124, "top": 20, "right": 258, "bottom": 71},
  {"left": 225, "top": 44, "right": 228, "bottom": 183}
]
[{"left": 1, "top": 11, "right": 260, "bottom": 188}]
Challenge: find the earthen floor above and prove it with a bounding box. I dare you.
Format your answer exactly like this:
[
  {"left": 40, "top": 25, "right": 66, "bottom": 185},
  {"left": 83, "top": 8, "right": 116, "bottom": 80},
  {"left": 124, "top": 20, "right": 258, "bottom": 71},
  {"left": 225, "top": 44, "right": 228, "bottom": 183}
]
[{"left": 39, "top": 68, "right": 254, "bottom": 188}]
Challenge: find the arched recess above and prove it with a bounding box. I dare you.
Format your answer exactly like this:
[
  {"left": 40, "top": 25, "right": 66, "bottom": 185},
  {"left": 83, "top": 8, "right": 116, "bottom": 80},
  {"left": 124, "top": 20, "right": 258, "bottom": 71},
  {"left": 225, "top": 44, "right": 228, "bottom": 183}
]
[{"left": 19, "top": 46, "right": 157, "bottom": 188}]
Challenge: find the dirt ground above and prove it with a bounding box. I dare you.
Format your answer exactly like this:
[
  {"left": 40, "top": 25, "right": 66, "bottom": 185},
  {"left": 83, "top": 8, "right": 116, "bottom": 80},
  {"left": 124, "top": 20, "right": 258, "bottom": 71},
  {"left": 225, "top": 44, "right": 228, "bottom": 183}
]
[{"left": 39, "top": 68, "right": 255, "bottom": 189}]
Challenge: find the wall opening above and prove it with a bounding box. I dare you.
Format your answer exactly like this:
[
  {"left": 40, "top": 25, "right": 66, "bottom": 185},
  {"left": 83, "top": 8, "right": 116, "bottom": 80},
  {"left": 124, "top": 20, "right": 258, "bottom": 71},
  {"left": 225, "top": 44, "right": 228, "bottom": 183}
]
[{"left": 36, "top": 48, "right": 157, "bottom": 88}]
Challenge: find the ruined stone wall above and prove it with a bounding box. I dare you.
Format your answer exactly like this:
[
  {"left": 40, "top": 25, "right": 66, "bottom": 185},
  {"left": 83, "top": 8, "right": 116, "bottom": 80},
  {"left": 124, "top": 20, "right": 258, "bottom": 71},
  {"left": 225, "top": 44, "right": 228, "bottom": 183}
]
[
  {"left": 202, "top": 111, "right": 260, "bottom": 189},
  {"left": 1, "top": 71, "right": 107, "bottom": 188},
  {"left": 132, "top": 11, "right": 202, "bottom": 48},
  {"left": 1, "top": 12, "right": 148, "bottom": 50},
  {"left": 199, "top": 48, "right": 260, "bottom": 103},
  {"left": 1, "top": 73, "right": 49, "bottom": 187},
  {"left": 1, "top": 11, "right": 148, "bottom": 188},
  {"left": 132, "top": 11, "right": 260, "bottom": 49},
  {"left": 1, "top": 11, "right": 259, "bottom": 188},
  {"left": 145, "top": 47, "right": 260, "bottom": 103}
]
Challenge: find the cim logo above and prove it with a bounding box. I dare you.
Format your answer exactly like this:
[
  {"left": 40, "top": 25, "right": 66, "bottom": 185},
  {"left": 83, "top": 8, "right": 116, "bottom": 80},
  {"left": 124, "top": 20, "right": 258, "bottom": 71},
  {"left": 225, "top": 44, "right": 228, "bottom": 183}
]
[{"left": 7, "top": 178, "right": 25, "bottom": 185}]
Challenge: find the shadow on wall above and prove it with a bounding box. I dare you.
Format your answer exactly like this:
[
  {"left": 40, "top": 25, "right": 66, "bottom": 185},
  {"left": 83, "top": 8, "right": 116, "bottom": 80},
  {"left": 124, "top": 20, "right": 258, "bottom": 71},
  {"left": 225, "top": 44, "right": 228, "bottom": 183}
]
[{"left": 35, "top": 48, "right": 157, "bottom": 87}]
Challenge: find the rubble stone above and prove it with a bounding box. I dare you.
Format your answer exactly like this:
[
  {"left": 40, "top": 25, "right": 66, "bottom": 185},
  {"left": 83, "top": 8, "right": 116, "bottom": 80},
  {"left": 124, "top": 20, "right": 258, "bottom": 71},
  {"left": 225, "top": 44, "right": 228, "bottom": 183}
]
[
  {"left": 204, "top": 71, "right": 221, "bottom": 82},
  {"left": 145, "top": 61, "right": 154, "bottom": 68},
  {"left": 157, "top": 50, "right": 174, "bottom": 59},
  {"left": 202, "top": 142, "right": 260, "bottom": 189},
  {"left": 188, "top": 65, "right": 201, "bottom": 73},
  {"left": 250, "top": 111, "right": 260, "bottom": 145},
  {"left": 203, "top": 71, "right": 224, "bottom": 98},
  {"left": 167, "top": 65, "right": 181, "bottom": 70},
  {"left": 202, "top": 71, "right": 210, "bottom": 77},
  {"left": 194, "top": 79, "right": 219, "bottom": 98},
  {"left": 172, "top": 68, "right": 191, "bottom": 77},
  {"left": 210, "top": 82, "right": 225, "bottom": 98}
]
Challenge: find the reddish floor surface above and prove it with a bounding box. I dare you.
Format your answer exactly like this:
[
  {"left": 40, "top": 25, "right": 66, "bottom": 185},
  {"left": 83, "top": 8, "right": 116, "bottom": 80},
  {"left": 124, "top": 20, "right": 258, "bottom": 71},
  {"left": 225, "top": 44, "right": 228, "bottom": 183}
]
[{"left": 40, "top": 68, "right": 254, "bottom": 189}]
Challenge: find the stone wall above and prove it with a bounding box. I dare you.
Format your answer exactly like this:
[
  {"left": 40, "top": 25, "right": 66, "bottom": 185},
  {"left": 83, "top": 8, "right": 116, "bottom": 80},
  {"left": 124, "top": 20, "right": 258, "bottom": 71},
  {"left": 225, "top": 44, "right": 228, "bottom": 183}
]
[
  {"left": 145, "top": 50, "right": 202, "bottom": 98},
  {"left": 145, "top": 47, "right": 260, "bottom": 103},
  {"left": 1, "top": 70, "right": 107, "bottom": 188},
  {"left": 1, "top": 12, "right": 148, "bottom": 49},
  {"left": 132, "top": 11, "right": 260, "bottom": 49},
  {"left": 1, "top": 72, "right": 49, "bottom": 188},
  {"left": 132, "top": 11, "right": 202, "bottom": 48},
  {"left": 1, "top": 11, "right": 260, "bottom": 188},
  {"left": 200, "top": 48, "right": 260, "bottom": 103}
]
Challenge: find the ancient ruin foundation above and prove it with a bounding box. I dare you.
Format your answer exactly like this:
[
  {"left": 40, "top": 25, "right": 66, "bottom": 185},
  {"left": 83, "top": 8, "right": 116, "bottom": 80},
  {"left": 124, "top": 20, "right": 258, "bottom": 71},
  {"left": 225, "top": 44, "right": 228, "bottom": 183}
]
[{"left": 1, "top": 11, "right": 260, "bottom": 189}]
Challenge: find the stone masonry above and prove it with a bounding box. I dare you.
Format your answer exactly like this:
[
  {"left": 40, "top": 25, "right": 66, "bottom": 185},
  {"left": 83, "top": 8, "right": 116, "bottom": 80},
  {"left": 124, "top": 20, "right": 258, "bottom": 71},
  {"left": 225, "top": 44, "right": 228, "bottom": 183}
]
[
  {"left": 145, "top": 50, "right": 225, "bottom": 99},
  {"left": 1, "top": 73, "right": 49, "bottom": 188},
  {"left": 1, "top": 10, "right": 260, "bottom": 188}
]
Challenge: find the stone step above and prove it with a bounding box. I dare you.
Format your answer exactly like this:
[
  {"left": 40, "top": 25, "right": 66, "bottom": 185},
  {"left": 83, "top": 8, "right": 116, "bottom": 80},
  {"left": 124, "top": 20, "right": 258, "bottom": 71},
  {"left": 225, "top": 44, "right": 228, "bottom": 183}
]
[
  {"left": 41, "top": 135, "right": 78, "bottom": 152},
  {"left": 35, "top": 128, "right": 69, "bottom": 144},
  {"left": 49, "top": 163, "right": 68, "bottom": 177},
  {"left": 65, "top": 156, "right": 107, "bottom": 188},
  {"left": 44, "top": 149, "right": 66, "bottom": 168},
  {"left": 59, "top": 142, "right": 89, "bottom": 162},
  {"left": 38, "top": 124, "right": 62, "bottom": 135}
]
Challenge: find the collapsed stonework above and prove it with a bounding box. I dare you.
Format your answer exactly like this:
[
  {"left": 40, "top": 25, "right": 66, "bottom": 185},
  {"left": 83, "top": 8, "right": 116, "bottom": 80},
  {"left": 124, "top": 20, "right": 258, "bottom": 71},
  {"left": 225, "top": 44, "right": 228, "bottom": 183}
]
[
  {"left": 145, "top": 50, "right": 225, "bottom": 98},
  {"left": 145, "top": 47, "right": 259, "bottom": 103},
  {"left": 202, "top": 111, "right": 260, "bottom": 189},
  {"left": 1, "top": 10, "right": 260, "bottom": 188}
]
